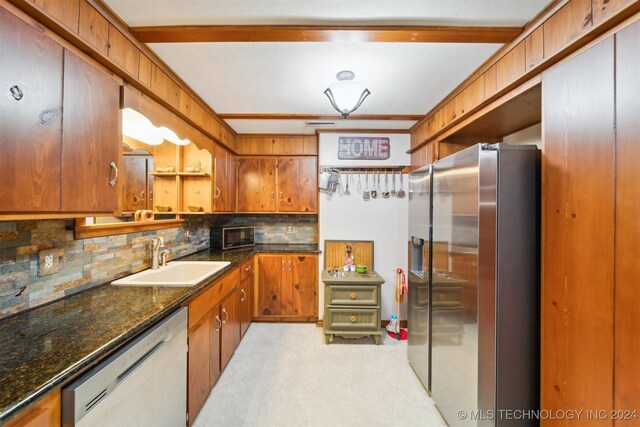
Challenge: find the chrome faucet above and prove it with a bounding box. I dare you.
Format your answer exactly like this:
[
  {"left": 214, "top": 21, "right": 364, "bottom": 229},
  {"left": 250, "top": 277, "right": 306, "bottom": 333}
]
[{"left": 151, "top": 234, "right": 165, "bottom": 270}]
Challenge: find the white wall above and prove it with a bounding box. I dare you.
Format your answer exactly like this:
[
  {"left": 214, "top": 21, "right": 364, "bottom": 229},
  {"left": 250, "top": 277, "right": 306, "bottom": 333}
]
[
  {"left": 503, "top": 123, "right": 542, "bottom": 147},
  {"left": 318, "top": 133, "right": 410, "bottom": 321}
]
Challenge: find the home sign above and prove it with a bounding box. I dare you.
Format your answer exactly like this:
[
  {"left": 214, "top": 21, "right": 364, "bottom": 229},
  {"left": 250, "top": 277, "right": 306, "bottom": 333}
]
[{"left": 337, "top": 137, "right": 390, "bottom": 160}]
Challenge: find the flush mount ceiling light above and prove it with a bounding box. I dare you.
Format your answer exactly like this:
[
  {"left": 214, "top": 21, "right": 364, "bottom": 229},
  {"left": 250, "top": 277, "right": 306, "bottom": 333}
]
[{"left": 324, "top": 70, "right": 371, "bottom": 118}]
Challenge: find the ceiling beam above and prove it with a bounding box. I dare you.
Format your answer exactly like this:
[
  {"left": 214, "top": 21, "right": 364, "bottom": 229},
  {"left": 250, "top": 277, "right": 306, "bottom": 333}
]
[
  {"left": 217, "top": 113, "right": 423, "bottom": 121},
  {"left": 131, "top": 25, "right": 522, "bottom": 44}
]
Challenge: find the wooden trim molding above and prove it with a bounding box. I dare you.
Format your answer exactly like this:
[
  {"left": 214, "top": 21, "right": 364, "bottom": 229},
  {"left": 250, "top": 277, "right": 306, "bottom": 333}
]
[
  {"left": 316, "top": 129, "right": 410, "bottom": 134},
  {"left": 218, "top": 113, "right": 423, "bottom": 121},
  {"left": 131, "top": 25, "right": 522, "bottom": 44}
]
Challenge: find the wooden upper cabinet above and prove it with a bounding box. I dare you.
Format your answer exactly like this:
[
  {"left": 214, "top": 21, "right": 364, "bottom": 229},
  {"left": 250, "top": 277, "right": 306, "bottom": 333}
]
[
  {"left": 138, "top": 53, "right": 153, "bottom": 87},
  {"left": 150, "top": 65, "right": 171, "bottom": 104},
  {"left": 277, "top": 157, "right": 317, "bottom": 213},
  {"left": 543, "top": 0, "right": 592, "bottom": 56},
  {"left": 459, "top": 75, "right": 485, "bottom": 116},
  {"left": 496, "top": 41, "right": 526, "bottom": 91},
  {"left": 179, "top": 89, "right": 194, "bottom": 120},
  {"left": 61, "top": 50, "right": 120, "bottom": 212},
  {"left": 484, "top": 64, "right": 498, "bottom": 99},
  {"left": 122, "top": 156, "right": 151, "bottom": 212},
  {"left": 542, "top": 36, "right": 614, "bottom": 424},
  {"left": 303, "top": 136, "right": 318, "bottom": 155},
  {"left": 237, "top": 158, "right": 276, "bottom": 212},
  {"left": 0, "top": 7, "right": 63, "bottom": 212},
  {"left": 614, "top": 19, "right": 640, "bottom": 422},
  {"left": 525, "top": 26, "right": 544, "bottom": 70},
  {"left": 593, "top": 0, "right": 636, "bottom": 24},
  {"left": 33, "top": 0, "right": 80, "bottom": 32},
  {"left": 214, "top": 145, "right": 236, "bottom": 212},
  {"left": 78, "top": 0, "right": 108, "bottom": 55},
  {"left": 281, "top": 136, "right": 304, "bottom": 155},
  {"left": 107, "top": 26, "right": 139, "bottom": 77}
]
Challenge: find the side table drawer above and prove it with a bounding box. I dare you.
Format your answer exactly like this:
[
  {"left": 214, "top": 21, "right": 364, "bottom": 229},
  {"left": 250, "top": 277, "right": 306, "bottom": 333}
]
[
  {"left": 432, "top": 285, "right": 463, "bottom": 308},
  {"left": 326, "top": 307, "right": 379, "bottom": 331},
  {"left": 326, "top": 285, "right": 378, "bottom": 306}
]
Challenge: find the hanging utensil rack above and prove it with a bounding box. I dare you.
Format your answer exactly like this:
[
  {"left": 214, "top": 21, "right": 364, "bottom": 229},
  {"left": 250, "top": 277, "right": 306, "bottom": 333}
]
[{"left": 320, "top": 166, "right": 408, "bottom": 174}]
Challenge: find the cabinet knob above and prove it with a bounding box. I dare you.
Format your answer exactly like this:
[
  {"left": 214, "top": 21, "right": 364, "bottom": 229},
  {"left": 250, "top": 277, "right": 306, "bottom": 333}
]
[
  {"left": 350, "top": 315, "right": 357, "bottom": 323},
  {"left": 245, "top": 265, "right": 252, "bottom": 271},
  {"left": 350, "top": 292, "right": 357, "bottom": 300},
  {"left": 9, "top": 85, "right": 23, "bottom": 101}
]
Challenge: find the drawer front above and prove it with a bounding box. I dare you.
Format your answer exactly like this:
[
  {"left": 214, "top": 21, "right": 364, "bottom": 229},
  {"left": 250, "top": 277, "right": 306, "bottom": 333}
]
[
  {"left": 432, "top": 308, "right": 463, "bottom": 329},
  {"left": 327, "top": 285, "right": 377, "bottom": 306},
  {"left": 326, "top": 307, "right": 379, "bottom": 331},
  {"left": 432, "top": 285, "right": 463, "bottom": 308}
]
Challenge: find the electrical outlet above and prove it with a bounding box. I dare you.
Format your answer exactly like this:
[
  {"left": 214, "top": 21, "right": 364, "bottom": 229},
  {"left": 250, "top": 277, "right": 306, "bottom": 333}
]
[{"left": 38, "top": 249, "right": 60, "bottom": 276}]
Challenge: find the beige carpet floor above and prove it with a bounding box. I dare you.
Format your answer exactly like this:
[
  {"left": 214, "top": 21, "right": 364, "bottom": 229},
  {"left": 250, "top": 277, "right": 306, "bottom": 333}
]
[{"left": 193, "top": 323, "right": 446, "bottom": 427}]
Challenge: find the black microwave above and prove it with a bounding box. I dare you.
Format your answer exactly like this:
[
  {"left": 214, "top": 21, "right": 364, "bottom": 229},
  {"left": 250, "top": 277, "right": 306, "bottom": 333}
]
[{"left": 210, "top": 226, "right": 255, "bottom": 250}]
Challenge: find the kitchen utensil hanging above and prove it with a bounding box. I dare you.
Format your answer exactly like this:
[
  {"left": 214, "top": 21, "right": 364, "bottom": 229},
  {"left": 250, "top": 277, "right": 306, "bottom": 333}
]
[
  {"left": 391, "top": 171, "right": 396, "bottom": 196},
  {"left": 344, "top": 173, "right": 351, "bottom": 195},
  {"left": 371, "top": 171, "right": 378, "bottom": 199},
  {"left": 396, "top": 172, "right": 406, "bottom": 198},
  {"left": 363, "top": 171, "right": 370, "bottom": 200},
  {"left": 382, "top": 171, "right": 390, "bottom": 198}
]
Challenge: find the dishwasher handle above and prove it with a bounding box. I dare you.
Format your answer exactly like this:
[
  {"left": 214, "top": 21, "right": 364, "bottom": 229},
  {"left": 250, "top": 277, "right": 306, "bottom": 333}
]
[{"left": 115, "top": 337, "right": 169, "bottom": 386}]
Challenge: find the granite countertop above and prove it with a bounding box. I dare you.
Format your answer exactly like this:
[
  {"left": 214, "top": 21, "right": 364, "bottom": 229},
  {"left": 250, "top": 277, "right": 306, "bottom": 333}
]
[
  {"left": 0, "top": 243, "right": 319, "bottom": 423},
  {"left": 321, "top": 270, "right": 385, "bottom": 285}
]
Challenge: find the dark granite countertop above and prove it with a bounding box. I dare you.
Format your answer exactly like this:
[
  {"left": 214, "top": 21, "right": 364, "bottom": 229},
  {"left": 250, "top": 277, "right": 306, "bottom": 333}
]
[{"left": 0, "top": 244, "right": 319, "bottom": 423}]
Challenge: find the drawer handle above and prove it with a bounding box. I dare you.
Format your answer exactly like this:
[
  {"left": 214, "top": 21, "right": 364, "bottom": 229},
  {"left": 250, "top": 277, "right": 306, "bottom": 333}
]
[
  {"left": 350, "top": 292, "right": 357, "bottom": 300},
  {"left": 222, "top": 308, "right": 229, "bottom": 324},
  {"left": 215, "top": 315, "right": 222, "bottom": 332},
  {"left": 350, "top": 315, "right": 356, "bottom": 323},
  {"left": 240, "top": 288, "right": 246, "bottom": 302}
]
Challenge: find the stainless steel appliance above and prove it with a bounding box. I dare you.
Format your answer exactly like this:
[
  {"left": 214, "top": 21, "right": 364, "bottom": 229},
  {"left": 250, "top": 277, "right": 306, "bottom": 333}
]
[
  {"left": 211, "top": 226, "right": 255, "bottom": 250},
  {"left": 62, "top": 308, "right": 188, "bottom": 427},
  {"left": 407, "top": 164, "right": 432, "bottom": 391},
  {"left": 408, "top": 144, "right": 540, "bottom": 426}
]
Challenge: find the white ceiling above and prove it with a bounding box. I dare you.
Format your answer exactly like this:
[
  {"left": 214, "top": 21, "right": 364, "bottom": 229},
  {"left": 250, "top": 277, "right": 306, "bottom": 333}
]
[
  {"left": 225, "top": 119, "right": 416, "bottom": 134},
  {"left": 104, "top": 0, "right": 551, "bottom": 134},
  {"left": 105, "top": 0, "right": 551, "bottom": 27}
]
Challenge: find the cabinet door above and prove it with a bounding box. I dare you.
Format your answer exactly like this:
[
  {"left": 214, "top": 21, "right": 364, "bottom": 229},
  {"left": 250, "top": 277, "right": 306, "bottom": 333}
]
[
  {"left": 220, "top": 290, "right": 240, "bottom": 371},
  {"left": 208, "top": 309, "right": 222, "bottom": 389},
  {"left": 542, "top": 37, "right": 615, "bottom": 422},
  {"left": 237, "top": 158, "right": 276, "bottom": 212},
  {"left": 239, "top": 258, "right": 254, "bottom": 337},
  {"left": 277, "top": 157, "right": 317, "bottom": 213},
  {"left": 213, "top": 146, "right": 229, "bottom": 212},
  {"left": 61, "top": 50, "right": 120, "bottom": 212},
  {"left": 291, "top": 255, "right": 318, "bottom": 317},
  {"left": 226, "top": 153, "right": 237, "bottom": 212},
  {"left": 614, "top": 20, "right": 640, "bottom": 420},
  {"left": 0, "top": 7, "right": 63, "bottom": 212},
  {"left": 257, "top": 255, "right": 284, "bottom": 316},
  {"left": 122, "top": 156, "right": 147, "bottom": 211},
  {"left": 188, "top": 316, "right": 210, "bottom": 425}
]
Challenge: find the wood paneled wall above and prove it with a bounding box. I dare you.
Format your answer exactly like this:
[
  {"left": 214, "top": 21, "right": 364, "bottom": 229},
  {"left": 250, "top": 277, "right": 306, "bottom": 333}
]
[
  {"left": 409, "top": 0, "right": 640, "bottom": 152},
  {"left": 542, "top": 17, "right": 640, "bottom": 425}
]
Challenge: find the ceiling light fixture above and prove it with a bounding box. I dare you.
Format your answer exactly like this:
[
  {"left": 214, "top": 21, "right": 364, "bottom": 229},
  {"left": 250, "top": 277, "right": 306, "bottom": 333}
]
[{"left": 324, "top": 70, "right": 370, "bottom": 118}]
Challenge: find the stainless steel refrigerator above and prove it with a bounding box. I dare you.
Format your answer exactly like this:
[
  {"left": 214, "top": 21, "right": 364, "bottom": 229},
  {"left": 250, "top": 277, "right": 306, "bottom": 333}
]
[{"left": 408, "top": 143, "right": 540, "bottom": 427}]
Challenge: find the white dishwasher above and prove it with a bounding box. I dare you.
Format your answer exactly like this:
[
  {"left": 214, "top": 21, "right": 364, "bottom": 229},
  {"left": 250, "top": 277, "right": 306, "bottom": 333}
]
[{"left": 62, "top": 307, "right": 188, "bottom": 427}]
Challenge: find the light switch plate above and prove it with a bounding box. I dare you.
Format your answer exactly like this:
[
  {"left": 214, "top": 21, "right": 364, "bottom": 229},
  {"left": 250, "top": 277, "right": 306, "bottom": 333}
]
[{"left": 38, "top": 249, "right": 60, "bottom": 276}]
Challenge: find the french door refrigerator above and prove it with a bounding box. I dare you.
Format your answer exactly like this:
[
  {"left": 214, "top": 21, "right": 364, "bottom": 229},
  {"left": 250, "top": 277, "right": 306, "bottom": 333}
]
[{"left": 409, "top": 143, "right": 540, "bottom": 427}]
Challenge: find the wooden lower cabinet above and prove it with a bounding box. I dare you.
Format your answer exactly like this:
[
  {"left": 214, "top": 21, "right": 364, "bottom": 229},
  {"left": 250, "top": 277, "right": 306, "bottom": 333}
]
[
  {"left": 239, "top": 257, "right": 255, "bottom": 337},
  {"left": 256, "top": 254, "right": 317, "bottom": 321},
  {"left": 186, "top": 268, "right": 241, "bottom": 425},
  {"left": 4, "top": 389, "right": 60, "bottom": 427}
]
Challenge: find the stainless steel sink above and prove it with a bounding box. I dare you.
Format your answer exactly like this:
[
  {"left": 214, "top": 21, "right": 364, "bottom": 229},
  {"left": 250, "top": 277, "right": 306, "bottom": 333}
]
[{"left": 111, "top": 261, "right": 231, "bottom": 287}]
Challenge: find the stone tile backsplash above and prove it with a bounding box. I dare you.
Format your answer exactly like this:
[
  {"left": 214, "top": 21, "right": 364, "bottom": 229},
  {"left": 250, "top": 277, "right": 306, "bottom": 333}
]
[
  {"left": 210, "top": 214, "right": 318, "bottom": 245},
  {"left": 0, "top": 219, "right": 209, "bottom": 319}
]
